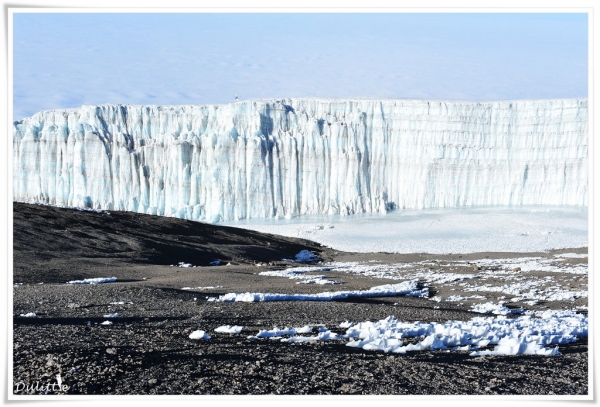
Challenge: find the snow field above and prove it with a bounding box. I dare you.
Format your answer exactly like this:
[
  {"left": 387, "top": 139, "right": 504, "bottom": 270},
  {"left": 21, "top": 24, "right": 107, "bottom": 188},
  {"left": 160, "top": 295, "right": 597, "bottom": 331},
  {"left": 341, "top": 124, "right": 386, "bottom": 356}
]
[
  {"left": 226, "top": 205, "right": 587, "bottom": 254},
  {"left": 269, "top": 257, "right": 587, "bottom": 306},
  {"left": 208, "top": 253, "right": 587, "bottom": 356}
]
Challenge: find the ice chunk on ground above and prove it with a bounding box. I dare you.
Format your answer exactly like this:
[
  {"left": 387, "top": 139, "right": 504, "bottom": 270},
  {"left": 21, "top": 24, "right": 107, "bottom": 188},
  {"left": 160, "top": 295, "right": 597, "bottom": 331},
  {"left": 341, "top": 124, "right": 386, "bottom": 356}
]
[
  {"left": 189, "top": 330, "right": 211, "bottom": 340},
  {"left": 254, "top": 327, "right": 297, "bottom": 338},
  {"left": 296, "top": 278, "right": 340, "bottom": 285},
  {"left": 103, "top": 313, "right": 119, "bottom": 318},
  {"left": 212, "top": 281, "right": 428, "bottom": 302},
  {"left": 19, "top": 312, "right": 36, "bottom": 317},
  {"left": 67, "top": 277, "right": 117, "bottom": 285},
  {"left": 214, "top": 325, "right": 243, "bottom": 334},
  {"left": 293, "top": 325, "right": 313, "bottom": 334},
  {"left": 470, "top": 337, "right": 561, "bottom": 356},
  {"left": 340, "top": 311, "right": 586, "bottom": 356},
  {"left": 182, "top": 286, "right": 223, "bottom": 290},
  {"left": 471, "top": 302, "right": 524, "bottom": 315},
  {"left": 554, "top": 253, "right": 587, "bottom": 258},
  {"left": 172, "top": 262, "right": 195, "bottom": 268},
  {"left": 294, "top": 250, "right": 321, "bottom": 263},
  {"left": 281, "top": 330, "right": 339, "bottom": 342},
  {"left": 100, "top": 321, "right": 113, "bottom": 326},
  {"left": 316, "top": 330, "right": 339, "bottom": 340},
  {"left": 259, "top": 267, "right": 338, "bottom": 284},
  {"left": 280, "top": 336, "right": 320, "bottom": 343}
]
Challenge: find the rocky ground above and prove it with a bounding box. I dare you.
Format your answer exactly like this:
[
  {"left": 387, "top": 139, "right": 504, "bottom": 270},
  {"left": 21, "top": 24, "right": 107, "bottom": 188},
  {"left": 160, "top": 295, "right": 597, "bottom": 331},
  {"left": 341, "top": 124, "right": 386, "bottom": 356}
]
[{"left": 12, "top": 203, "right": 589, "bottom": 396}]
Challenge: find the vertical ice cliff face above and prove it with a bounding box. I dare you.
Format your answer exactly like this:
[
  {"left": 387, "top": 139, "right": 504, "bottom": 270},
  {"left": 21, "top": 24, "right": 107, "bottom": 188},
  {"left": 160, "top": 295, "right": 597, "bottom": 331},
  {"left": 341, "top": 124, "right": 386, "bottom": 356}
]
[{"left": 13, "top": 98, "right": 587, "bottom": 222}]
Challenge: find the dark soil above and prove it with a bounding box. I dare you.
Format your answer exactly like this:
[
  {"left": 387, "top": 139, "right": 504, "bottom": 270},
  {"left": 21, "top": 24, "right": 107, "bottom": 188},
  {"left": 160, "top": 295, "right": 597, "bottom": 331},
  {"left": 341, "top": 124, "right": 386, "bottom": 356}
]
[
  {"left": 13, "top": 202, "right": 337, "bottom": 284},
  {"left": 11, "top": 203, "right": 589, "bottom": 396}
]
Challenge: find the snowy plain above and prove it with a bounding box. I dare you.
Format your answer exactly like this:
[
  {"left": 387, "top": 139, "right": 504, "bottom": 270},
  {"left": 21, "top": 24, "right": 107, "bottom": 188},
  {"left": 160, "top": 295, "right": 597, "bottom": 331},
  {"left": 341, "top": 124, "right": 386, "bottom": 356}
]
[{"left": 223, "top": 205, "right": 587, "bottom": 254}]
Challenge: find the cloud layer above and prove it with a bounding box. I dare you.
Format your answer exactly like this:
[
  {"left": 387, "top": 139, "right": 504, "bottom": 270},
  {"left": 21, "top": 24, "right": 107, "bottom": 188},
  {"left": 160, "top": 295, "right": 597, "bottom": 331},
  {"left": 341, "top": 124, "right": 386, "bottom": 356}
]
[{"left": 13, "top": 13, "right": 588, "bottom": 119}]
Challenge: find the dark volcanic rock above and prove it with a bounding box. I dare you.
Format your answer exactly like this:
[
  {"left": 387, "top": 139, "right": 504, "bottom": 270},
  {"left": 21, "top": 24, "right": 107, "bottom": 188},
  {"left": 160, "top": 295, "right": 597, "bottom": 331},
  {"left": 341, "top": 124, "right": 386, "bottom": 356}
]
[
  {"left": 13, "top": 202, "right": 336, "bottom": 284},
  {"left": 11, "top": 203, "right": 589, "bottom": 396}
]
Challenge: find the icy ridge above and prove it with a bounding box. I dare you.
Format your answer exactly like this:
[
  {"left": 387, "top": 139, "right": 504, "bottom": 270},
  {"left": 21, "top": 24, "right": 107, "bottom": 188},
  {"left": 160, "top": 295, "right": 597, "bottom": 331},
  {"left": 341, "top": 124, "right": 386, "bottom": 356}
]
[{"left": 13, "top": 98, "right": 588, "bottom": 222}]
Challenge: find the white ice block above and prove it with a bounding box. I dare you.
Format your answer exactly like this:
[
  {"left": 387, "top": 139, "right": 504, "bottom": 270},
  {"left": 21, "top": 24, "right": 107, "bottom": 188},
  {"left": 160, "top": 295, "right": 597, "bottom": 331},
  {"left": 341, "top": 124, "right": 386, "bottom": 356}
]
[{"left": 13, "top": 98, "right": 588, "bottom": 222}]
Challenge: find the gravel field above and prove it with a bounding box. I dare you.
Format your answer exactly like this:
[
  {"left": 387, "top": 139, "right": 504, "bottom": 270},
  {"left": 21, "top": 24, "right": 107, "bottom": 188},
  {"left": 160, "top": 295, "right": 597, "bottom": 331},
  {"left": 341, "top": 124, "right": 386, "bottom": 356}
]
[{"left": 11, "top": 203, "right": 589, "bottom": 396}]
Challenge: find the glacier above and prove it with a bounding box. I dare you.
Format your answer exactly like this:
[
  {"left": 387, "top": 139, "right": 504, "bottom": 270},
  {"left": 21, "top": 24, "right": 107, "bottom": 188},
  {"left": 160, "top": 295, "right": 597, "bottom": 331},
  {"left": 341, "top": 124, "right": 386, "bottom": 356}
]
[{"left": 12, "top": 98, "right": 587, "bottom": 222}]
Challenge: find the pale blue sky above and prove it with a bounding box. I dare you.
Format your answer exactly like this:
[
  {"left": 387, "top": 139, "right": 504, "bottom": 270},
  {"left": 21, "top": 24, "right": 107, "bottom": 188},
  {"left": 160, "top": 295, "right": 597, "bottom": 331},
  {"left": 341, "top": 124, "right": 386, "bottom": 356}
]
[{"left": 12, "top": 12, "right": 588, "bottom": 119}]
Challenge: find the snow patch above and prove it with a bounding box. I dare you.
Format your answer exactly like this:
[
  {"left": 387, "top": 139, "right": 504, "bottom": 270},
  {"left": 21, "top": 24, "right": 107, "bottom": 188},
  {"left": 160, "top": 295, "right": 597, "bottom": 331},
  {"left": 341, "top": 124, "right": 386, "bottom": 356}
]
[
  {"left": 67, "top": 277, "right": 117, "bottom": 285},
  {"left": 554, "top": 253, "right": 587, "bottom": 259},
  {"left": 342, "top": 312, "right": 586, "bottom": 356},
  {"left": 171, "top": 262, "right": 195, "bottom": 268},
  {"left": 259, "top": 266, "right": 338, "bottom": 285},
  {"left": 182, "top": 286, "right": 223, "bottom": 290},
  {"left": 189, "top": 330, "right": 211, "bottom": 340},
  {"left": 210, "top": 281, "right": 428, "bottom": 302},
  {"left": 214, "top": 325, "right": 243, "bottom": 334},
  {"left": 471, "top": 302, "right": 524, "bottom": 315}
]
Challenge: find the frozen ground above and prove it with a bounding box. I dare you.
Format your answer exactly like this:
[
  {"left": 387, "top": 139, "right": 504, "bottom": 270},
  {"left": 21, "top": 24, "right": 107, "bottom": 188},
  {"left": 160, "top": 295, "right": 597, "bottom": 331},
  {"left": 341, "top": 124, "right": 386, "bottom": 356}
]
[
  {"left": 240, "top": 310, "right": 586, "bottom": 357},
  {"left": 12, "top": 203, "right": 589, "bottom": 395},
  {"left": 223, "top": 205, "right": 587, "bottom": 254},
  {"left": 203, "top": 247, "right": 588, "bottom": 357}
]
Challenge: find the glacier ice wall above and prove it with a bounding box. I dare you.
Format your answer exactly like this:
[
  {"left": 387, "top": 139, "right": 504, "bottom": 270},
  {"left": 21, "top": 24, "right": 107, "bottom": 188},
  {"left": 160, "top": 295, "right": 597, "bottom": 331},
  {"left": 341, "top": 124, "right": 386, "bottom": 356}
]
[{"left": 13, "top": 98, "right": 588, "bottom": 222}]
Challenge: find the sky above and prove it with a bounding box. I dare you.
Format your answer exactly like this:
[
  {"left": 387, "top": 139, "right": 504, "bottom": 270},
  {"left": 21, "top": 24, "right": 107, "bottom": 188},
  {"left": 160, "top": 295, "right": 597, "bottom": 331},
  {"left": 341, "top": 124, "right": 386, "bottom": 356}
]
[{"left": 12, "top": 12, "right": 588, "bottom": 119}]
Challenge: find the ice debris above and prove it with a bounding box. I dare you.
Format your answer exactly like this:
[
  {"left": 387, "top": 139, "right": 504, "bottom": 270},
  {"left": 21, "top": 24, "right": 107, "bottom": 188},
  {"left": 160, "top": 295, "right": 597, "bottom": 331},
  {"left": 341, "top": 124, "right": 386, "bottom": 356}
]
[
  {"left": 210, "top": 281, "right": 428, "bottom": 302},
  {"left": 172, "top": 262, "right": 195, "bottom": 268},
  {"left": 214, "top": 325, "right": 243, "bottom": 334},
  {"left": 341, "top": 312, "right": 586, "bottom": 356},
  {"left": 294, "top": 250, "right": 321, "bottom": 263},
  {"left": 259, "top": 266, "right": 338, "bottom": 284},
  {"left": 189, "top": 330, "right": 211, "bottom": 340},
  {"left": 67, "top": 277, "right": 117, "bottom": 285},
  {"left": 471, "top": 302, "right": 524, "bottom": 315}
]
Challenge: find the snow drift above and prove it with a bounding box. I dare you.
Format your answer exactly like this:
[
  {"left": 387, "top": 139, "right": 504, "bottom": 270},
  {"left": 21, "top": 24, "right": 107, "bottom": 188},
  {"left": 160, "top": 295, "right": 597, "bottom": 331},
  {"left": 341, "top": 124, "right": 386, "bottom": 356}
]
[{"left": 13, "top": 98, "right": 587, "bottom": 222}]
